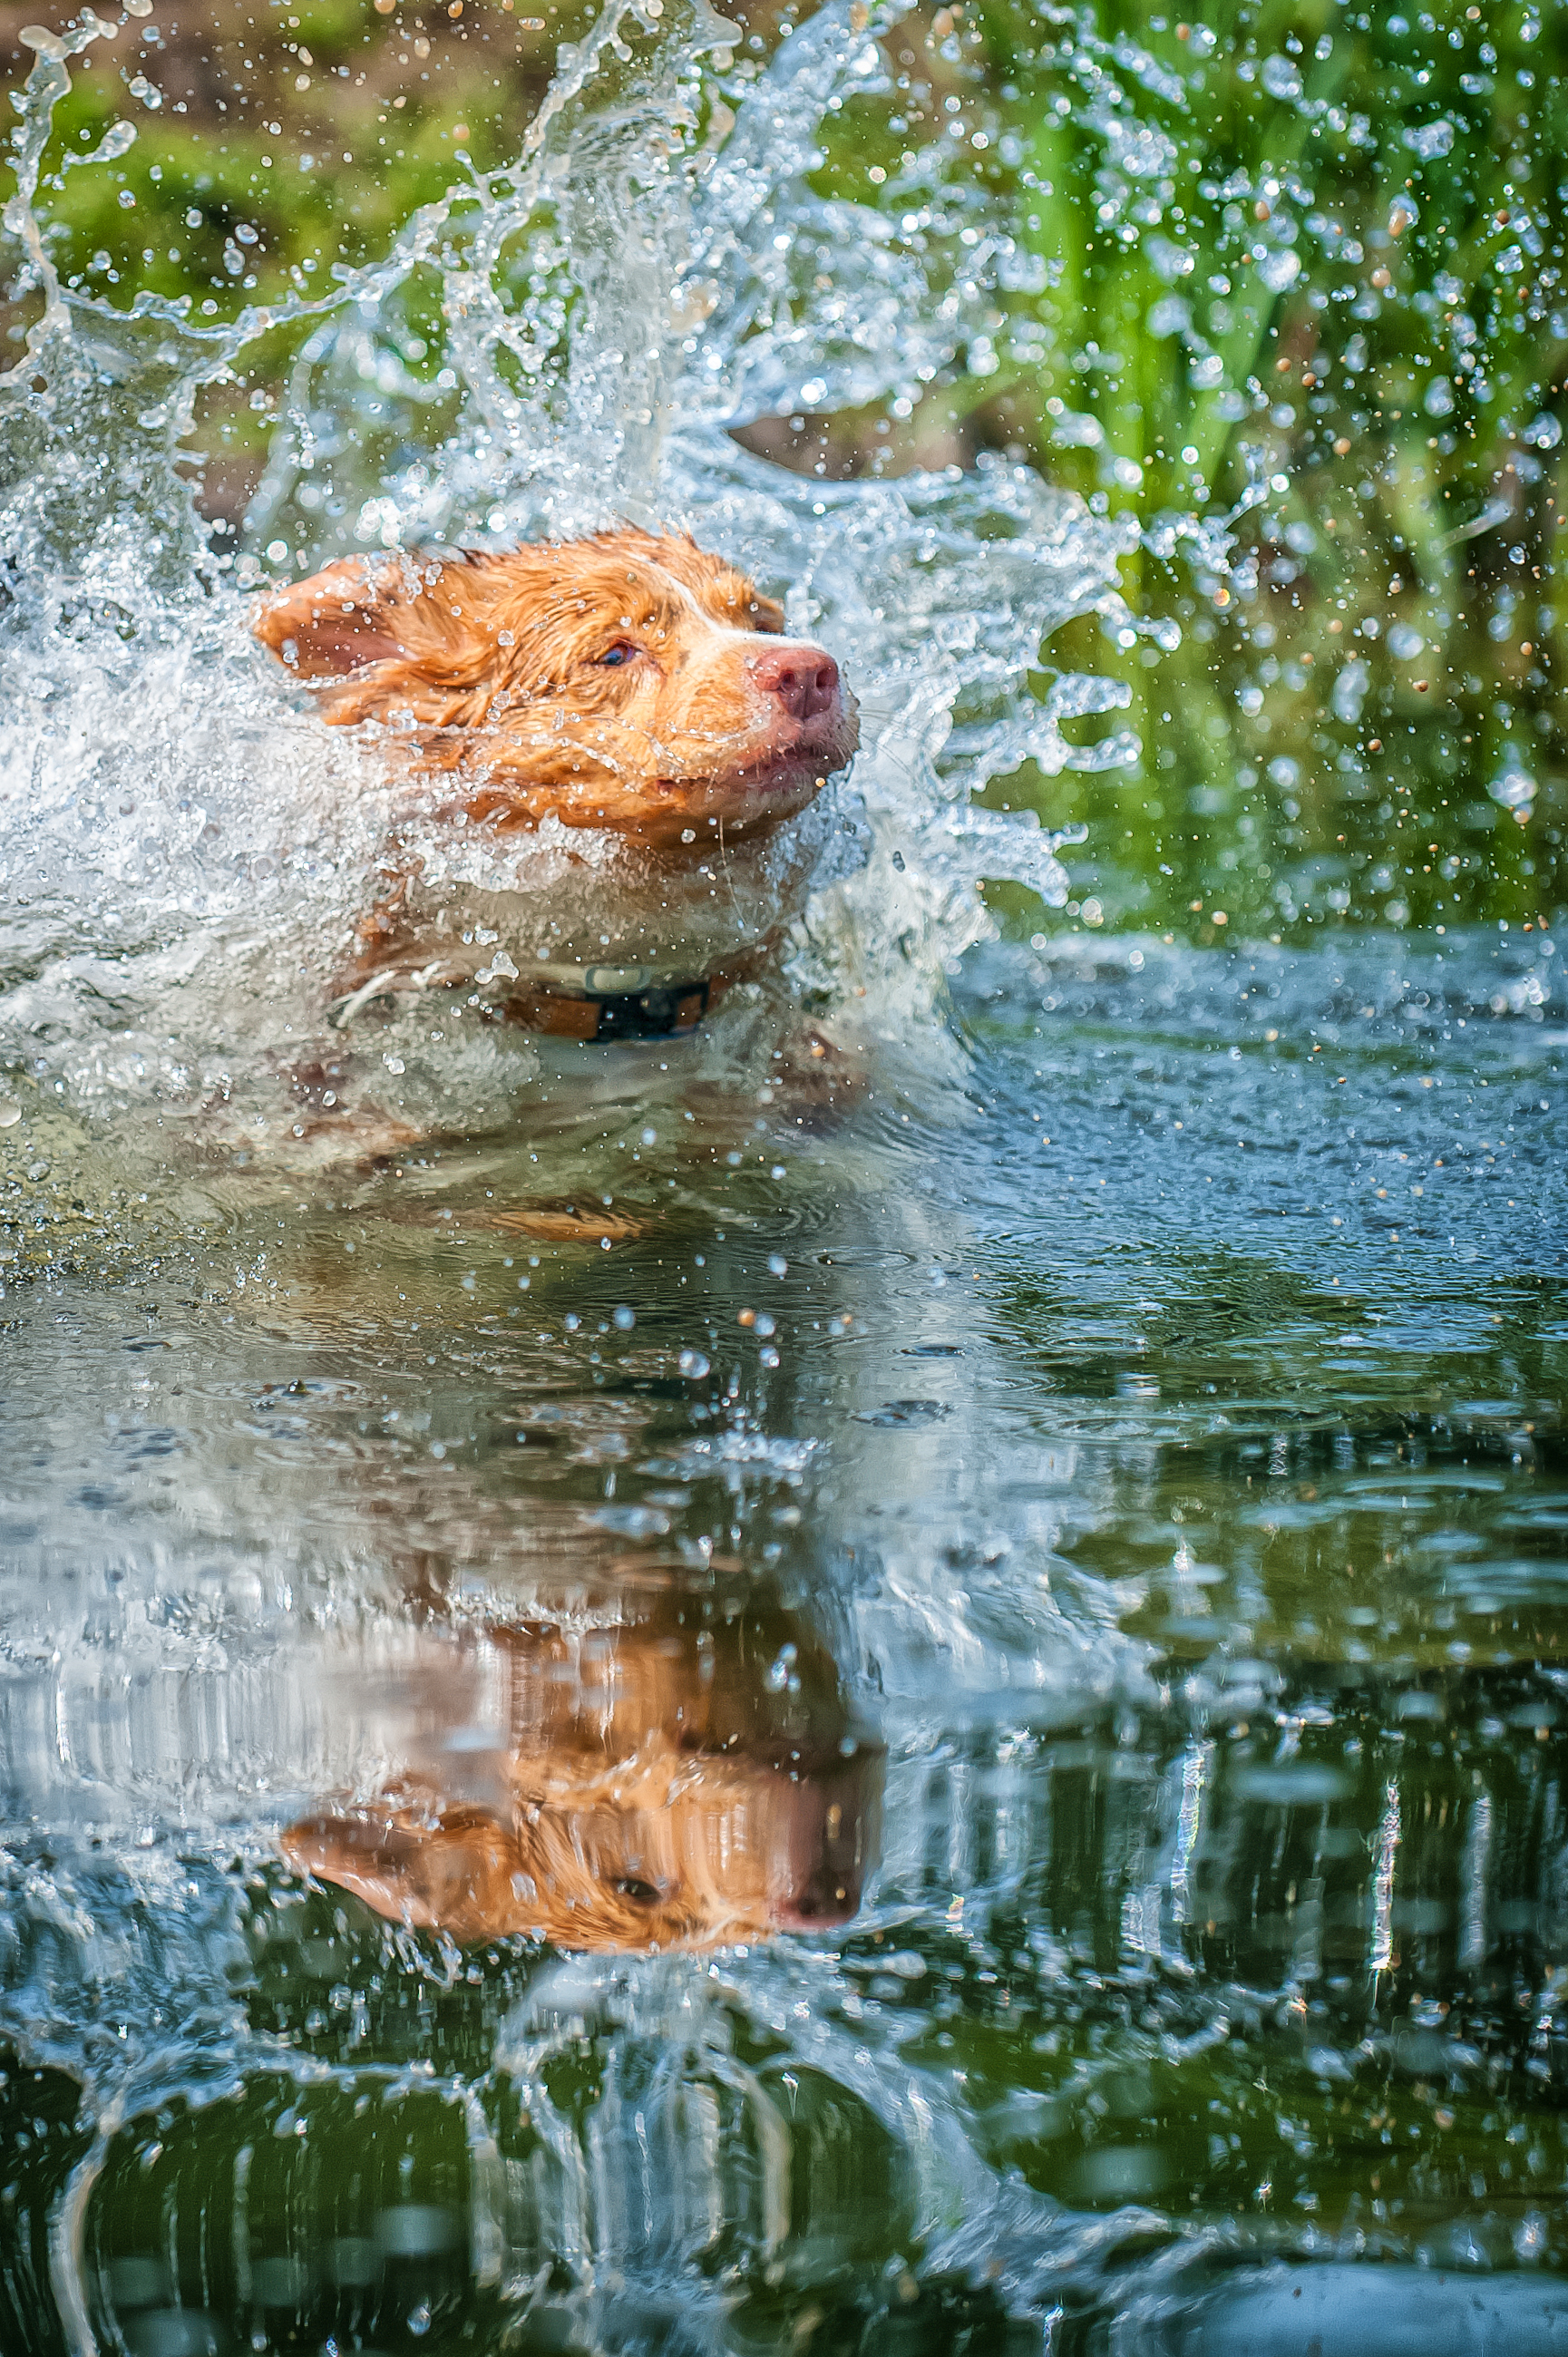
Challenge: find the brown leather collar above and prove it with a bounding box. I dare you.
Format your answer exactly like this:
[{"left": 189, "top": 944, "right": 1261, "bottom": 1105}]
[
  {"left": 493, "top": 973, "right": 721, "bottom": 1043},
  {"left": 494, "top": 942, "right": 778, "bottom": 1043},
  {"left": 328, "top": 944, "right": 768, "bottom": 1045}
]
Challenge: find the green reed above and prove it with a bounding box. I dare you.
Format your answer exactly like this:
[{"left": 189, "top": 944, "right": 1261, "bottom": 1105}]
[{"left": 819, "top": 0, "right": 1567, "bottom": 934}]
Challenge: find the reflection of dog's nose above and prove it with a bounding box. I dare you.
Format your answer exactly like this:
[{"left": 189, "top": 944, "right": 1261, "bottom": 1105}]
[
  {"left": 750, "top": 643, "right": 841, "bottom": 723},
  {"left": 776, "top": 1855, "right": 862, "bottom": 1932}
]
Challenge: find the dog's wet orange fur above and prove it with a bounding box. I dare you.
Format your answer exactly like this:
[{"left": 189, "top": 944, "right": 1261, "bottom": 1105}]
[
  {"left": 282, "top": 1601, "right": 881, "bottom": 1953},
  {"left": 254, "top": 529, "right": 858, "bottom": 850}
]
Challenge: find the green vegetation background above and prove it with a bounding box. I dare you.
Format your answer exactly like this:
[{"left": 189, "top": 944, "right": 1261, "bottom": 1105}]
[{"left": 3, "top": 0, "right": 1564, "bottom": 939}]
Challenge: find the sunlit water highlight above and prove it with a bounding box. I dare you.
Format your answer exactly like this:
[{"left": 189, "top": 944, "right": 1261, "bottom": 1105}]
[{"left": 0, "top": 5, "right": 1564, "bottom": 2355}]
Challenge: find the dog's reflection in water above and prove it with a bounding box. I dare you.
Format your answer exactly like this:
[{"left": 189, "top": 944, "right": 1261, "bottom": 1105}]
[{"left": 284, "top": 1585, "right": 881, "bottom": 1952}]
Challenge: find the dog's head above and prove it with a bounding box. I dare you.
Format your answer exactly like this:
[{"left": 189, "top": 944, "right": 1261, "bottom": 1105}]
[
  {"left": 253, "top": 530, "right": 858, "bottom": 850},
  {"left": 281, "top": 1601, "right": 882, "bottom": 1952},
  {"left": 281, "top": 1744, "right": 881, "bottom": 1952}
]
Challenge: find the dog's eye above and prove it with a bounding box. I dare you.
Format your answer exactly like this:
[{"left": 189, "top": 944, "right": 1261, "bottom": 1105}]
[
  {"left": 596, "top": 640, "right": 638, "bottom": 668},
  {"left": 612, "top": 1876, "right": 663, "bottom": 1904}
]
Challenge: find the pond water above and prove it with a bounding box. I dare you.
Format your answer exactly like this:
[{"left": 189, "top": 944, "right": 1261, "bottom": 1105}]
[{"left": 1, "top": 0, "right": 1566, "bottom": 2351}]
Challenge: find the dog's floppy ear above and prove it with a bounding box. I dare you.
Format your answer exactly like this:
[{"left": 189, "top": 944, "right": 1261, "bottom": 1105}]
[
  {"left": 282, "top": 1804, "right": 537, "bottom": 1940},
  {"left": 252, "top": 554, "right": 498, "bottom": 728},
  {"left": 252, "top": 556, "right": 419, "bottom": 678}
]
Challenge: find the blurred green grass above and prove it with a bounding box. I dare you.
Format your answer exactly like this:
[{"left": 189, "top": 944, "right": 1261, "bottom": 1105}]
[
  {"left": 3, "top": 0, "right": 1564, "bottom": 937},
  {"left": 811, "top": 0, "right": 1567, "bottom": 937}
]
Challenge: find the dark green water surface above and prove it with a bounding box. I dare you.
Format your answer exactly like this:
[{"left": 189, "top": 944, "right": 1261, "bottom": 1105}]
[{"left": 1, "top": 921, "right": 1564, "bottom": 2356}]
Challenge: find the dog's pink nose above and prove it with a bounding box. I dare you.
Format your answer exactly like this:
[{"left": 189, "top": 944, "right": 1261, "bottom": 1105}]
[{"left": 750, "top": 643, "right": 841, "bottom": 724}]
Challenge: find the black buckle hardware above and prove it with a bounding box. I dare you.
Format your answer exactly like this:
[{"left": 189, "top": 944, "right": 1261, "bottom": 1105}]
[{"left": 589, "top": 979, "right": 710, "bottom": 1041}]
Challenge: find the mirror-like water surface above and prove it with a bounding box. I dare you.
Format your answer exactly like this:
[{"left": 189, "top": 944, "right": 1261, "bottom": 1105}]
[
  {"left": 3, "top": 927, "right": 1563, "bottom": 2352},
  {"left": 0, "top": 0, "right": 1565, "bottom": 2349}
]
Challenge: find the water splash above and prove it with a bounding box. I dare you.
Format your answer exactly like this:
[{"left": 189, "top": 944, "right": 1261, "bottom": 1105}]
[{"left": 0, "top": 0, "right": 1134, "bottom": 1154}]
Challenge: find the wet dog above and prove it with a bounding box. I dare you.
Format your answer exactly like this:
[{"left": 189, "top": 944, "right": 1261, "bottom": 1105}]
[
  {"left": 282, "top": 1585, "right": 882, "bottom": 1953},
  {"left": 254, "top": 529, "right": 859, "bottom": 1043},
  {"left": 246, "top": 533, "right": 862, "bottom": 1215}
]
